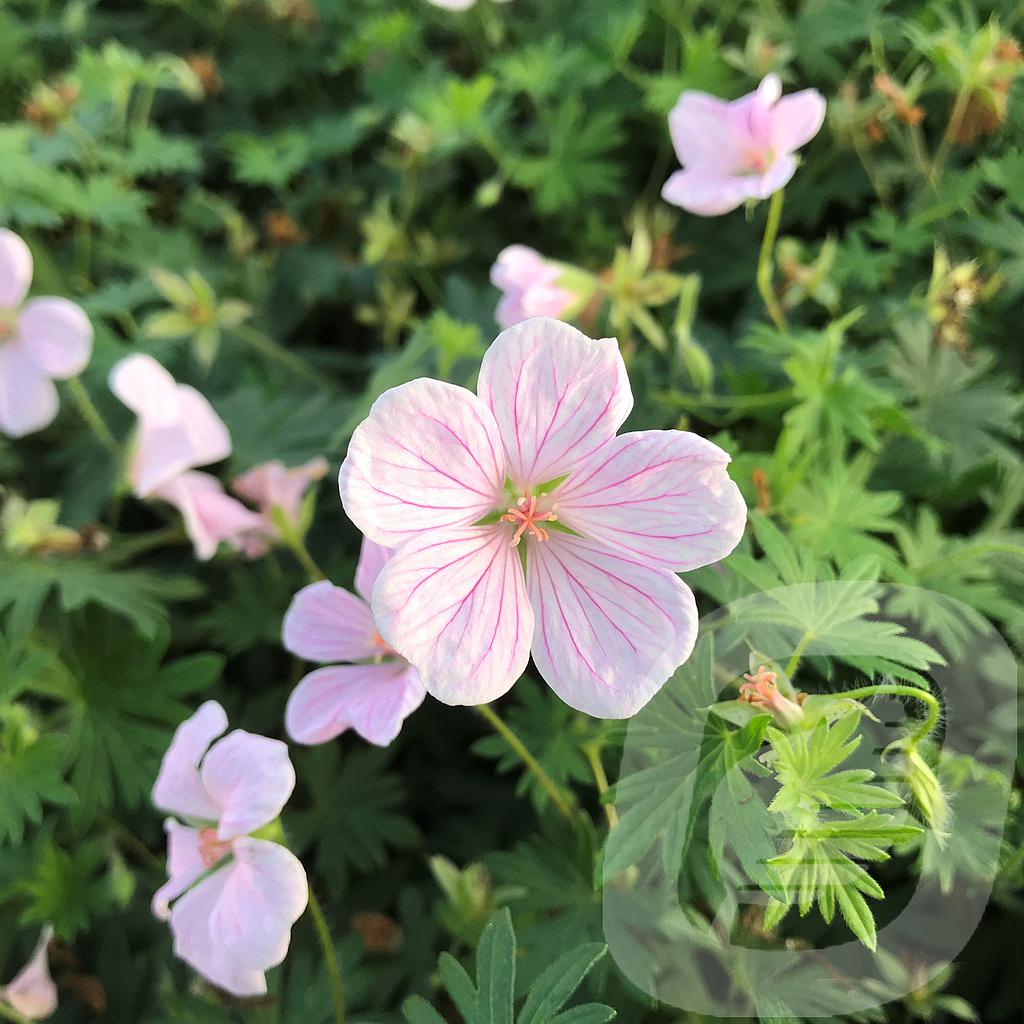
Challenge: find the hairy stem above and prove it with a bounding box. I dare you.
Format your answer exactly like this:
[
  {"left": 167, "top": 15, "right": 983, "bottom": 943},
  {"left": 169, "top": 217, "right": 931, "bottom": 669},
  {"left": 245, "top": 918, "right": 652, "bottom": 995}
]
[
  {"left": 307, "top": 887, "right": 346, "bottom": 1024},
  {"left": 476, "top": 703, "right": 576, "bottom": 823},
  {"left": 756, "top": 189, "right": 787, "bottom": 332},
  {"left": 840, "top": 683, "right": 942, "bottom": 746}
]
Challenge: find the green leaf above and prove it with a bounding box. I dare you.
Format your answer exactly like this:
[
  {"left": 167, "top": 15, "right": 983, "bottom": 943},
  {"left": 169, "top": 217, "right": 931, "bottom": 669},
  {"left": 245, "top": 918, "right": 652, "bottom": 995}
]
[
  {"left": 0, "top": 734, "right": 77, "bottom": 846},
  {"left": 517, "top": 943, "right": 606, "bottom": 1024},
  {"left": 476, "top": 909, "right": 516, "bottom": 1024}
]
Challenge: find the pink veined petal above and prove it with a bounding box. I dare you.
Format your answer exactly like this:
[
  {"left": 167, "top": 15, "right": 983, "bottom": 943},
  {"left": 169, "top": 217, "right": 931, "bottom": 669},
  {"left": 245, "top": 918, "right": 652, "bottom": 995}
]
[
  {"left": 476, "top": 318, "right": 633, "bottom": 488},
  {"left": 1, "top": 926, "right": 56, "bottom": 1021},
  {"left": 0, "top": 344, "right": 58, "bottom": 438},
  {"left": 660, "top": 168, "right": 764, "bottom": 216},
  {"left": 152, "top": 700, "right": 227, "bottom": 822},
  {"left": 666, "top": 91, "right": 743, "bottom": 172},
  {"left": 354, "top": 535, "right": 394, "bottom": 602},
  {"left": 0, "top": 229, "right": 33, "bottom": 309},
  {"left": 206, "top": 838, "right": 308, "bottom": 970},
  {"left": 372, "top": 526, "right": 534, "bottom": 706},
  {"left": 555, "top": 430, "right": 747, "bottom": 572},
  {"left": 17, "top": 298, "right": 93, "bottom": 379},
  {"left": 527, "top": 535, "right": 699, "bottom": 718},
  {"left": 285, "top": 662, "right": 426, "bottom": 747},
  {"left": 153, "top": 471, "right": 267, "bottom": 562},
  {"left": 200, "top": 731, "right": 296, "bottom": 840},
  {"left": 282, "top": 580, "right": 379, "bottom": 663},
  {"left": 167, "top": 864, "right": 269, "bottom": 997},
  {"left": 340, "top": 378, "right": 506, "bottom": 547},
  {"left": 109, "top": 353, "right": 181, "bottom": 425},
  {"left": 772, "top": 89, "right": 826, "bottom": 153},
  {"left": 152, "top": 820, "right": 206, "bottom": 921}
]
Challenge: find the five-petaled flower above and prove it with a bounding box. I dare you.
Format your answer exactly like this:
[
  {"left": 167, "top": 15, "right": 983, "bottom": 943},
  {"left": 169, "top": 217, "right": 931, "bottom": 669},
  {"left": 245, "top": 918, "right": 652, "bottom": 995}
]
[
  {"left": 662, "top": 74, "right": 826, "bottom": 216},
  {"left": 152, "top": 701, "right": 308, "bottom": 997},
  {"left": 283, "top": 535, "right": 426, "bottom": 745},
  {"left": 340, "top": 317, "right": 746, "bottom": 718},
  {"left": 1, "top": 926, "right": 57, "bottom": 1021},
  {"left": 0, "top": 228, "right": 93, "bottom": 438},
  {"left": 491, "top": 245, "right": 575, "bottom": 330}
]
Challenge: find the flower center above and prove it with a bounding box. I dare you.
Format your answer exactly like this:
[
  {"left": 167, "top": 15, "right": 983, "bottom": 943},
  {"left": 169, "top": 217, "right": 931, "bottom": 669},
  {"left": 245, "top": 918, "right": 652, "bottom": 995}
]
[
  {"left": 741, "top": 147, "right": 774, "bottom": 175},
  {"left": 198, "top": 827, "right": 233, "bottom": 868},
  {"left": 500, "top": 491, "right": 560, "bottom": 547},
  {"left": 0, "top": 309, "right": 16, "bottom": 343}
]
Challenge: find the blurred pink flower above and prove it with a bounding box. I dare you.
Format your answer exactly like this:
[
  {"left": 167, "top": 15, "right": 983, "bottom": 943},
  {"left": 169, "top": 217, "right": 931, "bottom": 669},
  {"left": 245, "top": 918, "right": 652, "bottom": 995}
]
[
  {"left": 231, "top": 456, "right": 329, "bottom": 556},
  {"left": 0, "top": 229, "right": 93, "bottom": 438},
  {"left": 340, "top": 317, "right": 747, "bottom": 719},
  {"left": 490, "top": 245, "right": 575, "bottom": 330},
  {"left": 283, "top": 535, "right": 426, "bottom": 746},
  {"left": 153, "top": 471, "right": 266, "bottom": 562},
  {"left": 426, "top": 0, "right": 512, "bottom": 10},
  {"left": 109, "top": 354, "right": 230, "bottom": 497},
  {"left": 661, "top": 74, "right": 826, "bottom": 216},
  {"left": 152, "top": 701, "right": 308, "bottom": 998},
  {"left": 1, "top": 926, "right": 57, "bottom": 1021}
]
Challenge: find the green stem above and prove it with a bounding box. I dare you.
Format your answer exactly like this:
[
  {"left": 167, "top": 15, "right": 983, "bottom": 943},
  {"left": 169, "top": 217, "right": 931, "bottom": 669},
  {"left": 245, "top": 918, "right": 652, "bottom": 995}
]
[
  {"left": 67, "top": 377, "right": 119, "bottom": 455},
  {"left": 284, "top": 533, "right": 326, "bottom": 584},
  {"left": 107, "top": 524, "right": 187, "bottom": 563},
  {"left": 307, "top": 888, "right": 346, "bottom": 1024},
  {"left": 930, "top": 86, "right": 972, "bottom": 182},
  {"left": 100, "top": 812, "right": 163, "bottom": 871},
  {"left": 840, "top": 683, "right": 942, "bottom": 746},
  {"left": 583, "top": 743, "right": 618, "bottom": 827},
  {"left": 233, "top": 323, "right": 325, "bottom": 389},
  {"left": 756, "top": 189, "right": 787, "bottom": 332},
  {"left": 783, "top": 632, "right": 813, "bottom": 689},
  {"left": 476, "top": 703, "right": 576, "bottom": 823}
]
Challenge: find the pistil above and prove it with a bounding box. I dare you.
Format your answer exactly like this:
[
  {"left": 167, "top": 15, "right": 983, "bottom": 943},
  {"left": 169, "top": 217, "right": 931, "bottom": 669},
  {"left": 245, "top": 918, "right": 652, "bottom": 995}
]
[{"left": 197, "top": 827, "right": 233, "bottom": 868}]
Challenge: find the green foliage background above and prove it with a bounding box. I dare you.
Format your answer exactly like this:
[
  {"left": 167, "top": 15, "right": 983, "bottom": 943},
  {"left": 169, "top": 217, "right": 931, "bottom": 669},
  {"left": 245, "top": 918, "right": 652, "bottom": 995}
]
[{"left": 1, "top": 0, "right": 1023, "bottom": 1022}]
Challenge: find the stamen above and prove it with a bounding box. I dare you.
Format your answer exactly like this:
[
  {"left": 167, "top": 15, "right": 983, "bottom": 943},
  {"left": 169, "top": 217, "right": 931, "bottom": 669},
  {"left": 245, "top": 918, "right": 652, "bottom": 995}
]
[{"left": 499, "top": 491, "right": 560, "bottom": 547}]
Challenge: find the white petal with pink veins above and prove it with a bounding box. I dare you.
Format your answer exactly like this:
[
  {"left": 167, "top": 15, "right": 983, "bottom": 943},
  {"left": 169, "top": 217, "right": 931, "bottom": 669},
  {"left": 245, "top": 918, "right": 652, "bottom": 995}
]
[
  {"left": 476, "top": 318, "right": 633, "bottom": 488},
  {"left": 109, "top": 353, "right": 182, "bottom": 424},
  {"left": 282, "top": 580, "right": 379, "bottom": 663},
  {"left": 152, "top": 700, "right": 227, "bottom": 822},
  {"left": 206, "top": 839, "right": 308, "bottom": 970},
  {"left": 18, "top": 298, "right": 93, "bottom": 379},
  {"left": 168, "top": 865, "right": 269, "bottom": 997},
  {"left": 372, "top": 526, "right": 534, "bottom": 705},
  {"left": 0, "top": 229, "right": 33, "bottom": 309},
  {"left": 340, "top": 378, "right": 506, "bottom": 547},
  {"left": 667, "top": 92, "right": 740, "bottom": 172},
  {"left": 286, "top": 662, "right": 425, "bottom": 746},
  {"left": 555, "top": 430, "right": 747, "bottom": 571},
  {"left": 527, "top": 536, "right": 698, "bottom": 718},
  {"left": 0, "top": 344, "right": 58, "bottom": 438},
  {"left": 200, "top": 731, "right": 295, "bottom": 841}
]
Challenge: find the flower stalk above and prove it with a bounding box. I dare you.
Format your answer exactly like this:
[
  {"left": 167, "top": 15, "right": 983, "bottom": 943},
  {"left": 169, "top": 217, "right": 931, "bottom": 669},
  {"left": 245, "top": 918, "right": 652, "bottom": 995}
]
[
  {"left": 307, "top": 887, "right": 346, "bottom": 1024},
  {"left": 476, "top": 703, "right": 577, "bottom": 823},
  {"left": 756, "top": 189, "right": 788, "bottom": 332}
]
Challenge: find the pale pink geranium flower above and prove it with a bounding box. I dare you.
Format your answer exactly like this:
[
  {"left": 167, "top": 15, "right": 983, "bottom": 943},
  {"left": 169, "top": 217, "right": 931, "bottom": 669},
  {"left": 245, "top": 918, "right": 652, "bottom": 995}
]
[
  {"left": 283, "top": 535, "right": 426, "bottom": 746},
  {"left": 1, "top": 926, "right": 57, "bottom": 1020},
  {"left": 109, "top": 354, "right": 231, "bottom": 497},
  {"left": 491, "top": 246, "right": 575, "bottom": 330},
  {"left": 661, "top": 74, "right": 826, "bottom": 216},
  {"left": 340, "top": 317, "right": 747, "bottom": 719},
  {"left": 232, "top": 456, "right": 329, "bottom": 556},
  {"left": 0, "top": 229, "right": 93, "bottom": 438},
  {"left": 426, "top": 0, "right": 512, "bottom": 10},
  {"left": 152, "top": 701, "right": 308, "bottom": 997}
]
